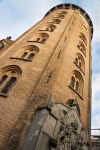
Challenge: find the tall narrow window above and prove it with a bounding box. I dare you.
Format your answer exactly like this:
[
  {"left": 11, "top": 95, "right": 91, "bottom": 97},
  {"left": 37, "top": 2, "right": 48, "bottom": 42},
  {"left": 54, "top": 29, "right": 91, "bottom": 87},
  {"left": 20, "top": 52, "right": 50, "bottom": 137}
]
[
  {"left": 21, "top": 52, "right": 28, "bottom": 59},
  {"left": 11, "top": 45, "right": 39, "bottom": 62},
  {"left": 36, "top": 33, "right": 49, "bottom": 43},
  {"left": 81, "top": 24, "right": 87, "bottom": 30},
  {"left": 77, "top": 41, "right": 86, "bottom": 56},
  {"left": 58, "top": 14, "right": 65, "bottom": 19},
  {"left": 60, "top": 11, "right": 67, "bottom": 15},
  {"left": 69, "top": 70, "right": 84, "bottom": 98},
  {"left": 41, "top": 38, "right": 46, "bottom": 43},
  {"left": 36, "top": 38, "right": 41, "bottom": 42},
  {"left": 79, "top": 32, "right": 87, "bottom": 45},
  {"left": 75, "top": 81, "right": 79, "bottom": 92},
  {"left": 52, "top": 19, "right": 61, "bottom": 24},
  {"left": 46, "top": 24, "right": 56, "bottom": 32},
  {"left": 0, "top": 65, "right": 22, "bottom": 97},
  {"left": 27, "top": 53, "right": 35, "bottom": 60},
  {"left": 75, "top": 58, "right": 78, "bottom": 64},
  {"left": 70, "top": 76, "right": 75, "bottom": 88},
  {"left": 21, "top": 45, "right": 39, "bottom": 61},
  {"left": 27, "top": 33, "right": 49, "bottom": 44},
  {"left": 74, "top": 53, "right": 85, "bottom": 73},
  {"left": 0, "top": 75, "right": 8, "bottom": 85},
  {"left": 1, "top": 77, "right": 16, "bottom": 95},
  {"left": 79, "top": 61, "right": 81, "bottom": 68},
  {"left": 55, "top": 14, "right": 65, "bottom": 19}
]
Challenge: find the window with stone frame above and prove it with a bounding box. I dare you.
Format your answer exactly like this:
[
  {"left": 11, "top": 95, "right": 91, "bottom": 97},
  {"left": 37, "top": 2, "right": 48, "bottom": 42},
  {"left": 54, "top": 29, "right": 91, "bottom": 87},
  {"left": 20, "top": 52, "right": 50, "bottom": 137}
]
[
  {"left": 55, "top": 14, "right": 65, "bottom": 19},
  {"left": 1, "top": 77, "right": 17, "bottom": 95},
  {"left": 35, "top": 33, "right": 49, "bottom": 43},
  {"left": 74, "top": 53, "right": 85, "bottom": 73},
  {"left": 70, "top": 76, "right": 75, "bottom": 88},
  {"left": 77, "top": 41, "right": 86, "bottom": 56},
  {"left": 0, "top": 65, "right": 22, "bottom": 97},
  {"left": 51, "top": 18, "right": 61, "bottom": 24},
  {"left": 69, "top": 70, "right": 84, "bottom": 98},
  {"left": 60, "top": 11, "right": 68, "bottom": 15},
  {"left": 79, "top": 32, "right": 87, "bottom": 45},
  {"left": 46, "top": 24, "right": 56, "bottom": 32},
  {"left": 11, "top": 45, "right": 39, "bottom": 62},
  {"left": 81, "top": 24, "right": 87, "bottom": 30}
]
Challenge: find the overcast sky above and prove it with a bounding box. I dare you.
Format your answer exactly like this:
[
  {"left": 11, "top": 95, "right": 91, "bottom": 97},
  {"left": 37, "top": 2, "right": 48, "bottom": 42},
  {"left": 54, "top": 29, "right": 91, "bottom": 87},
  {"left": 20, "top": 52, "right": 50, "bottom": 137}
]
[{"left": 0, "top": 0, "right": 100, "bottom": 131}]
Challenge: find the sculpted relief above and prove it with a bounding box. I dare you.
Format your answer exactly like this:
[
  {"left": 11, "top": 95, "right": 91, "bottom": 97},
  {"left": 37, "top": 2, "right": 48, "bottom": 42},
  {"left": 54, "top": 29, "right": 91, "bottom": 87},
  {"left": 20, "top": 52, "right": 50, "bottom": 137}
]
[
  {"left": 48, "top": 101, "right": 89, "bottom": 150},
  {"left": 22, "top": 100, "right": 89, "bottom": 150}
]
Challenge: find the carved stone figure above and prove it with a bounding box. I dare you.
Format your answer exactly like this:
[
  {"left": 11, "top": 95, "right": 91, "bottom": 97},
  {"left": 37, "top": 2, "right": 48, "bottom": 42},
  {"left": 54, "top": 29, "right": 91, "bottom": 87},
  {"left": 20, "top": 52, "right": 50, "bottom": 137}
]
[
  {"left": 49, "top": 104, "right": 89, "bottom": 150},
  {"left": 22, "top": 103, "right": 89, "bottom": 150}
]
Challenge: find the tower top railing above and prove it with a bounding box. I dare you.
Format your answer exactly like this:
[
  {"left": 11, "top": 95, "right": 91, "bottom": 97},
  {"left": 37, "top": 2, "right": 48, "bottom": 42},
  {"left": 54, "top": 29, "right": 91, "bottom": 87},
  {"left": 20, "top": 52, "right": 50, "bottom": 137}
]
[{"left": 44, "top": 3, "right": 93, "bottom": 39}]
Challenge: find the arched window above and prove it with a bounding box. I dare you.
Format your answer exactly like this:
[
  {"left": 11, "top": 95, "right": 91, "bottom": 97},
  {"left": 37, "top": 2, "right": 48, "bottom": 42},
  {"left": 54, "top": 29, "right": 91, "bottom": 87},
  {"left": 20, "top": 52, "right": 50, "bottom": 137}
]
[
  {"left": 22, "top": 45, "right": 39, "bottom": 61},
  {"left": 1, "top": 77, "right": 16, "bottom": 95},
  {"left": 0, "top": 75, "right": 8, "bottom": 85},
  {"left": 27, "top": 53, "right": 35, "bottom": 60},
  {"left": 70, "top": 76, "right": 75, "bottom": 88},
  {"left": 60, "top": 11, "right": 67, "bottom": 15},
  {"left": 52, "top": 18, "right": 61, "bottom": 24},
  {"left": 74, "top": 53, "right": 85, "bottom": 73},
  {"left": 79, "top": 61, "right": 81, "bottom": 68},
  {"left": 36, "top": 33, "right": 49, "bottom": 43},
  {"left": 75, "top": 58, "right": 78, "bottom": 64},
  {"left": 75, "top": 81, "right": 79, "bottom": 92},
  {"left": 56, "top": 14, "right": 65, "bottom": 19},
  {"left": 46, "top": 24, "right": 56, "bottom": 32},
  {"left": 0, "top": 65, "right": 22, "bottom": 96},
  {"left": 11, "top": 45, "right": 39, "bottom": 61},
  {"left": 79, "top": 32, "right": 87, "bottom": 45},
  {"left": 77, "top": 41, "right": 86, "bottom": 56},
  {"left": 21, "top": 52, "right": 28, "bottom": 59},
  {"left": 70, "top": 70, "right": 84, "bottom": 97},
  {"left": 81, "top": 24, "right": 87, "bottom": 30}
]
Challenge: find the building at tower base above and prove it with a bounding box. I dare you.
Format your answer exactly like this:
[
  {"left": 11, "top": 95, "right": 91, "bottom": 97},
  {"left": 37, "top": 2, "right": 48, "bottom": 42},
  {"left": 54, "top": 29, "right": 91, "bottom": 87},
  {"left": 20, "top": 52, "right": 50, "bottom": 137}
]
[{"left": 0, "top": 3, "right": 93, "bottom": 150}]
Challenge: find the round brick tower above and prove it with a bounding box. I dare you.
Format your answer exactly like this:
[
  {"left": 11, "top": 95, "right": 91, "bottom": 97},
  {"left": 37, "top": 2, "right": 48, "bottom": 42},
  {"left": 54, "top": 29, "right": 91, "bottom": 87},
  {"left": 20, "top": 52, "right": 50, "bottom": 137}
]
[{"left": 0, "top": 3, "right": 93, "bottom": 150}]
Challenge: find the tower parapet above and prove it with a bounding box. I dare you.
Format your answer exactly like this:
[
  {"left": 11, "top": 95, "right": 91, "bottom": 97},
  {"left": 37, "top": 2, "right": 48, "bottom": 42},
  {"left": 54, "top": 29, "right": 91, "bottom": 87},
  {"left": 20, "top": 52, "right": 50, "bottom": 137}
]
[{"left": 45, "top": 3, "right": 93, "bottom": 39}]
